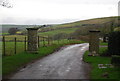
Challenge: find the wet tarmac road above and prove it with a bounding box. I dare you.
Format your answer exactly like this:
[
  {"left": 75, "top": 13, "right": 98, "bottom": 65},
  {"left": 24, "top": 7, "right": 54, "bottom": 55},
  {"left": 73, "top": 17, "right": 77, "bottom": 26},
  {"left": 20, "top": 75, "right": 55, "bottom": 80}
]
[{"left": 10, "top": 43, "right": 91, "bottom": 79}]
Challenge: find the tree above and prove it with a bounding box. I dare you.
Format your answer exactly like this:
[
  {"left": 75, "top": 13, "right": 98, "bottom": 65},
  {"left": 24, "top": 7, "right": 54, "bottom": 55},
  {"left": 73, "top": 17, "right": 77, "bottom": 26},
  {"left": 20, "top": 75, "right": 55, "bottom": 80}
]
[
  {"left": 8, "top": 28, "right": 20, "bottom": 35},
  {"left": 108, "top": 31, "right": 120, "bottom": 56},
  {"left": 0, "top": 0, "right": 13, "bottom": 8}
]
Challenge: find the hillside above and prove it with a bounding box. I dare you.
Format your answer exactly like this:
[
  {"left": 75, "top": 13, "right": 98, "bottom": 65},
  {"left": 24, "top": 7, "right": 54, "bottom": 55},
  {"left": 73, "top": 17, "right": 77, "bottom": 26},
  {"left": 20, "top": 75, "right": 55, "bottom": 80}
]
[
  {"left": 1, "top": 25, "right": 39, "bottom": 33},
  {"left": 1, "top": 16, "right": 120, "bottom": 36},
  {"left": 53, "top": 16, "right": 119, "bottom": 29},
  {"left": 39, "top": 16, "right": 120, "bottom": 36}
]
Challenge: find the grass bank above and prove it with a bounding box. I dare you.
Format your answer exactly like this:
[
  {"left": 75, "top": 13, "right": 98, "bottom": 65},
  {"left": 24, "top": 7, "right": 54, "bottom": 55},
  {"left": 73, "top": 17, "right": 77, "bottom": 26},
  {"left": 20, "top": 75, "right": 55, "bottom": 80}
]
[
  {"left": 83, "top": 47, "right": 120, "bottom": 80},
  {"left": 100, "top": 42, "right": 108, "bottom": 46},
  {"left": 3, "top": 40, "right": 85, "bottom": 78}
]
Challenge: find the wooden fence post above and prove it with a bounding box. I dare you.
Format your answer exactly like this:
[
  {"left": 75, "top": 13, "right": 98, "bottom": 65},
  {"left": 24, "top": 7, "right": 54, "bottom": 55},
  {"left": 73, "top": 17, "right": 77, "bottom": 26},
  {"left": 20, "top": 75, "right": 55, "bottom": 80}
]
[
  {"left": 50, "top": 37, "right": 53, "bottom": 45},
  {"left": 14, "top": 37, "right": 17, "bottom": 54},
  {"left": 3, "top": 36, "right": 5, "bottom": 56},
  {"left": 51, "top": 37, "right": 54, "bottom": 44},
  {"left": 38, "top": 36, "right": 40, "bottom": 47},
  {"left": 43, "top": 37, "right": 45, "bottom": 46},
  {"left": 48, "top": 36, "right": 50, "bottom": 45},
  {"left": 58, "top": 39, "right": 59, "bottom": 44},
  {"left": 24, "top": 37, "right": 26, "bottom": 51}
]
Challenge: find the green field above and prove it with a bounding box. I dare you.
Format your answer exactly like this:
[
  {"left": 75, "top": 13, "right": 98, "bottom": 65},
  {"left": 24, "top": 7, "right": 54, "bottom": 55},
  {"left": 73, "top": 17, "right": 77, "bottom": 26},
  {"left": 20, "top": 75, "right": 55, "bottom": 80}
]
[
  {"left": 39, "top": 28, "right": 78, "bottom": 36},
  {"left": 83, "top": 47, "right": 120, "bottom": 80},
  {"left": 0, "top": 33, "right": 9, "bottom": 35},
  {"left": 2, "top": 42, "right": 25, "bottom": 56},
  {"left": 0, "top": 35, "right": 26, "bottom": 42},
  {"left": 0, "top": 28, "right": 78, "bottom": 42}
]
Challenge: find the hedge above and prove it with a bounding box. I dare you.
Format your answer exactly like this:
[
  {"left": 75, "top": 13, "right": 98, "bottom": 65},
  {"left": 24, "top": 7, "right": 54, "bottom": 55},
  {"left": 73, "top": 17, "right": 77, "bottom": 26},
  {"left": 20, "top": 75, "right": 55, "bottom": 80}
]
[
  {"left": 108, "top": 31, "right": 120, "bottom": 56},
  {"left": 111, "top": 55, "right": 120, "bottom": 66}
]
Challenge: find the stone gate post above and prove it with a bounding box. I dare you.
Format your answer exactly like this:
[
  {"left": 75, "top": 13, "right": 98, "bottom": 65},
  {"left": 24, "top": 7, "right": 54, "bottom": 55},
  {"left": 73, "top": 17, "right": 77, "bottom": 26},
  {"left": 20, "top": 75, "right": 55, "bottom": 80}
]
[
  {"left": 26, "top": 28, "right": 39, "bottom": 53},
  {"left": 89, "top": 30, "right": 100, "bottom": 56}
]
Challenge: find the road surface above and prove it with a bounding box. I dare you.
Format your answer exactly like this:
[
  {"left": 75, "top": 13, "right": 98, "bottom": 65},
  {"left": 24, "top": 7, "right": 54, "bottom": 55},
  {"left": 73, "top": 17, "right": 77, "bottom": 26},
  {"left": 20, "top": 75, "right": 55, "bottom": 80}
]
[{"left": 10, "top": 43, "right": 91, "bottom": 79}]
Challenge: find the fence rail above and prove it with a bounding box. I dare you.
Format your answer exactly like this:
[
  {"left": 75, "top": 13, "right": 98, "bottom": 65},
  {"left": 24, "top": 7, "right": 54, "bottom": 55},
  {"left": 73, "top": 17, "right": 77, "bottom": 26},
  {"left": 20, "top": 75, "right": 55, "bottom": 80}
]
[{"left": 2, "top": 35, "right": 74, "bottom": 56}]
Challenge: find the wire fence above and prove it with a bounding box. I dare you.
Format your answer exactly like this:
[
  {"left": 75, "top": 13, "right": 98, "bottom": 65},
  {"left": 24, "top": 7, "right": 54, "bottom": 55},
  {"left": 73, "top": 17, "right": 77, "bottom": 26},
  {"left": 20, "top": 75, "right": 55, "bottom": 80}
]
[{"left": 2, "top": 35, "right": 73, "bottom": 56}]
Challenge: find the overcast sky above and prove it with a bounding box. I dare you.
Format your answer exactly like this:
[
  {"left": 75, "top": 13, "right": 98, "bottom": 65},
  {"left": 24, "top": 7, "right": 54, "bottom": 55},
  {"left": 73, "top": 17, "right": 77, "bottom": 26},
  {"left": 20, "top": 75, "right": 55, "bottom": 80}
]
[{"left": 0, "top": 0, "right": 119, "bottom": 25}]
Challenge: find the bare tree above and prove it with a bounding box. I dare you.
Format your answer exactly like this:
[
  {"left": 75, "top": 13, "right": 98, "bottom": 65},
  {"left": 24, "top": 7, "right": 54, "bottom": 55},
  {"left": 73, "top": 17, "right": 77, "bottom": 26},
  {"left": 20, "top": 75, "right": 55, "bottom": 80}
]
[{"left": 0, "top": 0, "right": 13, "bottom": 8}]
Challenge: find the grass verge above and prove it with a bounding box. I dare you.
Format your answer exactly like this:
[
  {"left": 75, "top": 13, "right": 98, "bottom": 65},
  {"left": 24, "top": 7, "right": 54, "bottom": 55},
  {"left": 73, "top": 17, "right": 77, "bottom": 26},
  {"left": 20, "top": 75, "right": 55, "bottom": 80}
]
[
  {"left": 83, "top": 47, "right": 120, "bottom": 80},
  {"left": 100, "top": 42, "right": 108, "bottom": 46}
]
